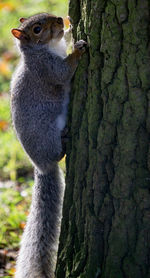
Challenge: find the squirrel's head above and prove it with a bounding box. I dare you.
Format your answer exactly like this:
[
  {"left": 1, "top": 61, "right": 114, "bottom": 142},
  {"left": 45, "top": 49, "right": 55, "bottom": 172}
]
[{"left": 11, "top": 13, "right": 64, "bottom": 46}]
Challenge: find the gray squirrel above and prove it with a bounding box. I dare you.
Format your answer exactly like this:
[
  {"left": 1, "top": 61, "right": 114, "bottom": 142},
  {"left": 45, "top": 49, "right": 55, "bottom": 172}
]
[{"left": 10, "top": 13, "right": 86, "bottom": 278}]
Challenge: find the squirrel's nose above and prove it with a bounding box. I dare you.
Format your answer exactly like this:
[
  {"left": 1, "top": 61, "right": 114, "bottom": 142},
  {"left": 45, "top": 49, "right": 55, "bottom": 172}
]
[{"left": 57, "top": 17, "right": 63, "bottom": 25}]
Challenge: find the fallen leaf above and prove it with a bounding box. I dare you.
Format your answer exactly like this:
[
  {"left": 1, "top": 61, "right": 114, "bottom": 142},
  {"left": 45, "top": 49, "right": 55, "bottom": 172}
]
[
  {"left": 0, "top": 120, "right": 9, "bottom": 131},
  {"left": 8, "top": 267, "right": 16, "bottom": 276},
  {"left": 19, "top": 222, "right": 26, "bottom": 229},
  {"left": 0, "top": 60, "right": 11, "bottom": 77}
]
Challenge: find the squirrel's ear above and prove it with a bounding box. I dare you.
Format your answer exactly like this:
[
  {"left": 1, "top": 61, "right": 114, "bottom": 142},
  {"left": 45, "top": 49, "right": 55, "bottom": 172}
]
[
  {"left": 11, "top": 28, "right": 28, "bottom": 40},
  {"left": 19, "top": 17, "right": 27, "bottom": 23}
]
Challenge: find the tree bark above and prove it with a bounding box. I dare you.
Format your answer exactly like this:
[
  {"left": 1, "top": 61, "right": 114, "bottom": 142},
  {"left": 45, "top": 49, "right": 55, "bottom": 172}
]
[{"left": 56, "top": 0, "right": 150, "bottom": 277}]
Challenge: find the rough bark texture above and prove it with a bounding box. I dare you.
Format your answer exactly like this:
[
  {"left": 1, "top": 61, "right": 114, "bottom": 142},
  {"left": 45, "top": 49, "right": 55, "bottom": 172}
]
[{"left": 56, "top": 0, "right": 150, "bottom": 277}]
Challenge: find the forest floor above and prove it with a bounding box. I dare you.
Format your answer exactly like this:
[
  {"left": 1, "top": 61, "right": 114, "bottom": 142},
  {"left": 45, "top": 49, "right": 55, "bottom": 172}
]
[
  {"left": 0, "top": 178, "right": 33, "bottom": 278},
  {"left": 0, "top": 248, "right": 18, "bottom": 277},
  {"left": 0, "top": 149, "right": 65, "bottom": 278},
  {"left": 0, "top": 157, "right": 65, "bottom": 278}
]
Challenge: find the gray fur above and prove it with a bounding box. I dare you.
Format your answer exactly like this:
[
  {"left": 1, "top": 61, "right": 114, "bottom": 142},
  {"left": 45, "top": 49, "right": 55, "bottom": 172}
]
[
  {"left": 10, "top": 13, "right": 86, "bottom": 278},
  {"left": 15, "top": 167, "right": 64, "bottom": 278}
]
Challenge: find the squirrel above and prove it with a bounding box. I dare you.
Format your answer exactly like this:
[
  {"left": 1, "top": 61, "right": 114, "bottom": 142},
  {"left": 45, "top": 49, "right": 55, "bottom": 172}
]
[{"left": 10, "top": 13, "right": 86, "bottom": 278}]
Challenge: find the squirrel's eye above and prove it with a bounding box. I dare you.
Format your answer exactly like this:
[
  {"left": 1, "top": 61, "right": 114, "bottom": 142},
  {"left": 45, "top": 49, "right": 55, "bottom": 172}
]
[{"left": 33, "top": 26, "right": 42, "bottom": 34}]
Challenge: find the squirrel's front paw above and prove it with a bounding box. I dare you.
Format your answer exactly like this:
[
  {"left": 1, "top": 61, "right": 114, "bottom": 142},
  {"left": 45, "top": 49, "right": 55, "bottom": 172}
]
[
  {"left": 67, "top": 16, "right": 73, "bottom": 31},
  {"left": 74, "top": 40, "right": 87, "bottom": 54}
]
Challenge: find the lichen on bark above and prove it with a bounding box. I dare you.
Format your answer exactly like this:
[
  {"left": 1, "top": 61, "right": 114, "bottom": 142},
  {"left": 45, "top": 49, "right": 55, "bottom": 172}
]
[{"left": 56, "top": 0, "right": 150, "bottom": 277}]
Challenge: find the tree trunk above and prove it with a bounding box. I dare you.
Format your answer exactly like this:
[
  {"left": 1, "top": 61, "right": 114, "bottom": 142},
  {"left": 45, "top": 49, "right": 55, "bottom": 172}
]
[{"left": 56, "top": 0, "right": 150, "bottom": 277}]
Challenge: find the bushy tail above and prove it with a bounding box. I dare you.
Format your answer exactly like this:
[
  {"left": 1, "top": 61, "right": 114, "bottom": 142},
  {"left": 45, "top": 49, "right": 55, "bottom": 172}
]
[{"left": 15, "top": 163, "right": 65, "bottom": 278}]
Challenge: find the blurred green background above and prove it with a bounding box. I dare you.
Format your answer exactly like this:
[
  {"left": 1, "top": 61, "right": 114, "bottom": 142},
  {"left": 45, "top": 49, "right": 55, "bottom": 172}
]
[{"left": 0, "top": 1, "right": 68, "bottom": 276}]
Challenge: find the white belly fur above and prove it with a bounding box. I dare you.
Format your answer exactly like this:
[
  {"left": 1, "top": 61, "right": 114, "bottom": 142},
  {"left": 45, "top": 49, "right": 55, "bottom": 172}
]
[
  {"left": 50, "top": 37, "right": 69, "bottom": 132},
  {"left": 56, "top": 94, "right": 69, "bottom": 131}
]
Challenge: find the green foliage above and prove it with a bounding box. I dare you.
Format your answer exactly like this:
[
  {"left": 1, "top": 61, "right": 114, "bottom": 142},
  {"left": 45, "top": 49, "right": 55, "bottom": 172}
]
[
  {"left": 0, "top": 94, "right": 31, "bottom": 180},
  {"left": 0, "top": 179, "right": 33, "bottom": 248}
]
